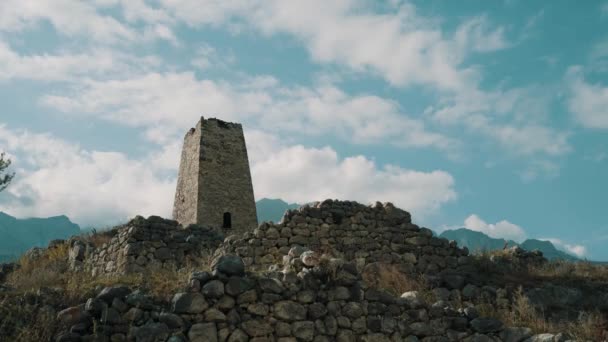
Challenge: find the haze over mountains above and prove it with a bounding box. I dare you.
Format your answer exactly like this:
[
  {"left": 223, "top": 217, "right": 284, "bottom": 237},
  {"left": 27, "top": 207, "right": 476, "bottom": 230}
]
[{"left": 0, "top": 198, "right": 587, "bottom": 262}]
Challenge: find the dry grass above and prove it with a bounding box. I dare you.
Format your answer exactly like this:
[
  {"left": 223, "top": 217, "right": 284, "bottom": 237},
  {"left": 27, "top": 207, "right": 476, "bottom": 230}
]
[
  {"left": 361, "top": 263, "right": 430, "bottom": 297},
  {"left": 0, "top": 242, "right": 214, "bottom": 341},
  {"left": 475, "top": 287, "right": 607, "bottom": 341},
  {"left": 528, "top": 260, "right": 608, "bottom": 283},
  {"left": 4, "top": 242, "right": 212, "bottom": 302}
]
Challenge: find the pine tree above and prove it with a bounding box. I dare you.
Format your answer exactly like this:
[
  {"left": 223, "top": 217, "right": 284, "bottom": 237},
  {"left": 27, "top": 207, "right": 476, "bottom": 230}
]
[{"left": 0, "top": 152, "right": 15, "bottom": 192}]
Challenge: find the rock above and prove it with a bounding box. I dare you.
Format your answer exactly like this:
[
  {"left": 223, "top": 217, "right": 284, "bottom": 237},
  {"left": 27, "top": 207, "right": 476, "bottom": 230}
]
[
  {"left": 441, "top": 273, "right": 465, "bottom": 290},
  {"left": 308, "top": 302, "right": 328, "bottom": 319},
  {"left": 462, "top": 284, "right": 479, "bottom": 299},
  {"left": 159, "top": 312, "right": 186, "bottom": 329},
  {"left": 227, "top": 329, "right": 249, "bottom": 342},
  {"left": 57, "top": 305, "right": 90, "bottom": 326},
  {"left": 96, "top": 286, "right": 131, "bottom": 304},
  {"left": 205, "top": 308, "right": 227, "bottom": 321},
  {"left": 292, "top": 321, "right": 315, "bottom": 341},
  {"left": 342, "top": 302, "right": 363, "bottom": 319},
  {"left": 463, "top": 306, "right": 479, "bottom": 320},
  {"left": 241, "top": 319, "right": 273, "bottom": 337},
  {"left": 500, "top": 327, "right": 533, "bottom": 342},
  {"left": 523, "top": 334, "right": 555, "bottom": 342},
  {"left": 171, "top": 292, "right": 208, "bottom": 313},
  {"left": 125, "top": 291, "right": 156, "bottom": 310},
  {"left": 189, "top": 323, "right": 218, "bottom": 342},
  {"left": 433, "top": 288, "right": 451, "bottom": 301},
  {"left": 274, "top": 301, "right": 307, "bottom": 321},
  {"left": 100, "top": 307, "right": 122, "bottom": 324},
  {"left": 288, "top": 245, "right": 309, "bottom": 258},
  {"left": 400, "top": 291, "right": 424, "bottom": 308},
  {"left": 470, "top": 318, "right": 504, "bottom": 333},
  {"left": 190, "top": 271, "right": 213, "bottom": 284},
  {"left": 202, "top": 280, "right": 225, "bottom": 298},
  {"left": 226, "top": 277, "right": 256, "bottom": 296},
  {"left": 85, "top": 298, "right": 107, "bottom": 316},
  {"left": 258, "top": 277, "right": 285, "bottom": 294},
  {"left": 212, "top": 255, "right": 245, "bottom": 276},
  {"left": 300, "top": 251, "right": 320, "bottom": 267},
  {"left": 409, "top": 322, "right": 433, "bottom": 337},
  {"left": 131, "top": 322, "right": 170, "bottom": 342}
]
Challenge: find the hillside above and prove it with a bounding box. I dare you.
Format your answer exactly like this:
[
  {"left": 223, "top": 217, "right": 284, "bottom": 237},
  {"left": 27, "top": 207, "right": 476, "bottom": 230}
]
[
  {"left": 0, "top": 212, "right": 80, "bottom": 262},
  {"left": 1, "top": 200, "right": 606, "bottom": 341},
  {"left": 440, "top": 228, "right": 579, "bottom": 261},
  {"left": 255, "top": 198, "right": 300, "bottom": 223}
]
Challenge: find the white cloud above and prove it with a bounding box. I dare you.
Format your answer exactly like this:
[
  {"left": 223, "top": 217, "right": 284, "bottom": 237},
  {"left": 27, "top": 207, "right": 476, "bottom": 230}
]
[
  {"left": 455, "top": 15, "right": 509, "bottom": 52},
  {"left": 190, "top": 44, "right": 235, "bottom": 70},
  {"left": 464, "top": 214, "right": 527, "bottom": 242},
  {"left": 0, "top": 0, "right": 178, "bottom": 44},
  {"left": 157, "top": 0, "right": 508, "bottom": 91},
  {"left": 0, "top": 124, "right": 457, "bottom": 226},
  {"left": 566, "top": 66, "right": 608, "bottom": 129},
  {"left": 40, "top": 71, "right": 456, "bottom": 152},
  {"left": 251, "top": 145, "right": 457, "bottom": 219},
  {"left": 0, "top": 125, "right": 175, "bottom": 227},
  {"left": 0, "top": 0, "right": 137, "bottom": 43},
  {"left": 0, "top": 40, "right": 162, "bottom": 82},
  {"left": 541, "top": 238, "right": 587, "bottom": 258},
  {"left": 429, "top": 86, "right": 571, "bottom": 160}
]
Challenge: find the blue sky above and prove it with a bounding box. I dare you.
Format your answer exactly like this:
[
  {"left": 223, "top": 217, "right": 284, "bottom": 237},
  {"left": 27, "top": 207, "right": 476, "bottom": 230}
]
[{"left": 0, "top": 0, "right": 607, "bottom": 260}]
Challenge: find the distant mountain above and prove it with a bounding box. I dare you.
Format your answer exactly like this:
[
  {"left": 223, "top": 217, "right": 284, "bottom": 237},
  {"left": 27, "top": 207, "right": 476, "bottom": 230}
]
[
  {"left": 440, "top": 228, "right": 518, "bottom": 252},
  {"left": 0, "top": 212, "right": 81, "bottom": 262},
  {"left": 256, "top": 198, "right": 301, "bottom": 223},
  {"left": 439, "top": 228, "right": 579, "bottom": 261},
  {"left": 520, "top": 239, "right": 579, "bottom": 261}
]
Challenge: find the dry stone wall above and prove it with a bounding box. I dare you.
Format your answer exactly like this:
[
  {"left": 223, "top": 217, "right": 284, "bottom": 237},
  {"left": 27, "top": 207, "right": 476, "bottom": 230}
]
[
  {"left": 219, "top": 200, "right": 471, "bottom": 281},
  {"left": 55, "top": 255, "right": 555, "bottom": 342},
  {"left": 84, "top": 216, "right": 223, "bottom": 276}
]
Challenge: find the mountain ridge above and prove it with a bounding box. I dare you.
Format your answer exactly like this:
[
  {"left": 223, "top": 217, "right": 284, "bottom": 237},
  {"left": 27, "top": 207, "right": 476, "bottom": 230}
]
[{"left": 439, "top": 227, "right": 580, "bottom": 261}]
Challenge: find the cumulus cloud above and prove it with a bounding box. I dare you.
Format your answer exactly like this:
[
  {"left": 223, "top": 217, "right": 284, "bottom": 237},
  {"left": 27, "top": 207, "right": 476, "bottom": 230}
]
[
  {"left": 0, "top": 0, "right": 136, "bottom": 43},
  {"left": 464, "top": 214, "right": 527, "bottom": 242},
  {"left": 0, "top": 41, "right": 160, "bottom": 82},
  {"left": 0, "top": 124, "right": 457, "bottom": 226},
  {"left": 541, "top": 238, "right": 587, "bottom": 258},
  {"left": 153, "top": 0, "right": 508, "bottom": 91},
  {"left": 40, "top": 71, "right": 456, "bottom": 152},
  {"left": 566, "top": 66, "right": 608, "bottom": 129},
  {"left": 251, "top": 145, "right": 457, "bottom": 219},
  {"left": 0, "top": 125, "right": 175, "bottom": 227}
]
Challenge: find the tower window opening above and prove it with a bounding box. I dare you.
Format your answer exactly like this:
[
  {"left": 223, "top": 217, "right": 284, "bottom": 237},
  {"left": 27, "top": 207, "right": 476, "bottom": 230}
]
[{"left": 223, "top": 212, "right": 232, "bottom": 229}]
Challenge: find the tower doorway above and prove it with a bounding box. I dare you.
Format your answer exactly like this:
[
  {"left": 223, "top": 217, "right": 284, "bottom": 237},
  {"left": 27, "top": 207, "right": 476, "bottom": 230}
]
[{"left": 223, "top": 212, "right": 232, "bottom": 229}]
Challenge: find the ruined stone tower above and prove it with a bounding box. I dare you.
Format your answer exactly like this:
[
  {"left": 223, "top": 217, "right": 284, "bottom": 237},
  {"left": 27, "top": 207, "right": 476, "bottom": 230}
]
[{"left": 173, "top": 117, "right": 258, "bottom": 232}]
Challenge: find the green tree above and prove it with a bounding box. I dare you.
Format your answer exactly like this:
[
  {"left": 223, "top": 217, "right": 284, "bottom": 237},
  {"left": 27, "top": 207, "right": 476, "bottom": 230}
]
[{"left": 0, "top": 152, "right": 15, "bottom": 192}]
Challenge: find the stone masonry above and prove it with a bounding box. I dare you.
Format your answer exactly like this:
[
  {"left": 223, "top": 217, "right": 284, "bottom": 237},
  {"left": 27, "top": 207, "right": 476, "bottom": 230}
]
[
  {"left": 219, "top": 199, "right": 472, "bottom": 288},
  {"left": 173, "top": 117, "right": 258, "bottom": 234},
  {"left": 84, "top": 216, "right": 223, "bottom": 276}
]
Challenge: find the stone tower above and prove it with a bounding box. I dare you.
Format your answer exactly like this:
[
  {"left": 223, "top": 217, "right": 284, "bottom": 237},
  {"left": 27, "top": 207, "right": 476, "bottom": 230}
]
[{"left": 173, "top": 117, "right": 258, "bottom": 233}]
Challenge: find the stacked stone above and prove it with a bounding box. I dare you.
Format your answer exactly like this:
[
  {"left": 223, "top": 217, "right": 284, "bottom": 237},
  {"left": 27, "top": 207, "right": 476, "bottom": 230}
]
[
  {"left": 489, "top": 246, "right": 547, "bottom": 272},
  {"left": 55, "top": 255, "right": 562, "bottom": 342},
  {"left": 219, "top": 199, "right": 470, "bottom": 276},
  {"left": 85, "top": 216, "right": 223, "bottom": 276}
]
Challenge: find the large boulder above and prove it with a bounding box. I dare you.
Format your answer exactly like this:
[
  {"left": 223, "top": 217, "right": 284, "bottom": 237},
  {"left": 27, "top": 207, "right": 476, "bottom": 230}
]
[{"left": 212, "top": 255, "right": 245, "bottom": 276}]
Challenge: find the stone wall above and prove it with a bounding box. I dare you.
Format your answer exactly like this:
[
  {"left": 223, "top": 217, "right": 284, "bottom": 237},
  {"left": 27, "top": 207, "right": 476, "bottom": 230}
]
[
  {"left": 173, "top": 117, "right": 258, "bottom": 234},
  {"left": 84, "top": 216, "right": 223, "bottom": 276},
  {"left": 55, "top": 255, "right": 554, "bottom": 342},
  {"left": 219, "top": 200, "right": 471, "bottom": 280}
]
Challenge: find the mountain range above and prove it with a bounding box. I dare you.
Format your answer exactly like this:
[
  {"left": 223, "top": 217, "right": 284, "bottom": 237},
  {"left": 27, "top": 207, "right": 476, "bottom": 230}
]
[
  {"left": 439, "top": 228, "right": 580, "bottom": 261},
  {"left": 0, "top": 199, "right": 585, "bottom": 262},
  {"left": 0, "top": 212, "right": 81, "bottom": 262}
]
